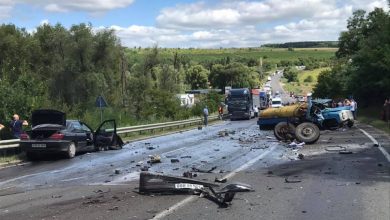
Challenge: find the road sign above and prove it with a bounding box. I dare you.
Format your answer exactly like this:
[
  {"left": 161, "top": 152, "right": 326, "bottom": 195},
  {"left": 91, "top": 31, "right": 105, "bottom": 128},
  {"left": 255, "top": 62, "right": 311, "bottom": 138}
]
[{"left": 95, "top": 95, "right": 108, "bottom": 108}]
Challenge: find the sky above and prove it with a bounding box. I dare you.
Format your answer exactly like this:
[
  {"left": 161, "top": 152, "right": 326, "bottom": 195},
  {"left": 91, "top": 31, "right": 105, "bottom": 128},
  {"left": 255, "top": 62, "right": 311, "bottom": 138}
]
[{"left": 0, "top": 0, "right": 388, "bottom": 48}]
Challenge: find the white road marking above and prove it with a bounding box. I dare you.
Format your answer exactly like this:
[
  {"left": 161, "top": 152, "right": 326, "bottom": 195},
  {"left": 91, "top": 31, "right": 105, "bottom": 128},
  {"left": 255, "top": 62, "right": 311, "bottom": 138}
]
[
  {"left": 359, "top": 128, "right": 390, "bottom": 162},
  {"left": 152, "top": 145, "right": 277, "bottom": 220},
  {"left": 60, "top": 177, "right": 86, "bottom": 182}
]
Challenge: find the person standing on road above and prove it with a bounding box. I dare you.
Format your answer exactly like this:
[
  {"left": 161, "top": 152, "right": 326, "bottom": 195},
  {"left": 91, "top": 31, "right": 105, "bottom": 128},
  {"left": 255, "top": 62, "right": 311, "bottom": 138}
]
[
  {"left": 254, "top": 105, "right": 259, "bottom": 117},
  {"left": 10, "top": 114, "right": 28, "bottom": 139},
  {"left": 218, "top": 105, "right": 223, "bottom": 120},
  {"left": 350, "top": 99, "right": 357, "bottom": 119},
  {"left": 203, "top": 106, "right": 209, "bottom": 126}
]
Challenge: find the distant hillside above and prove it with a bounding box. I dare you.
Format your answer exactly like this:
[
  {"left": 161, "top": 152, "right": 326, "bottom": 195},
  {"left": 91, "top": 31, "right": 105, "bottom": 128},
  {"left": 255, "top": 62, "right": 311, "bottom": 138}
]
[{"left": 261, "top": 41, "right": 338, "bottom": 48}]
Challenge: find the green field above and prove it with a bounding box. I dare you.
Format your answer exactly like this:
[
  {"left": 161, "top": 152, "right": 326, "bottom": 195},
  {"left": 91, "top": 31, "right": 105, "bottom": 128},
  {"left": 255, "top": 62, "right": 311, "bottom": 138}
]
[
  {"left": 282, "top": 67, "right": 329, "bottom": 95},
  {"left": 127, "top": 47, "right": 337, "bottom": 64}
]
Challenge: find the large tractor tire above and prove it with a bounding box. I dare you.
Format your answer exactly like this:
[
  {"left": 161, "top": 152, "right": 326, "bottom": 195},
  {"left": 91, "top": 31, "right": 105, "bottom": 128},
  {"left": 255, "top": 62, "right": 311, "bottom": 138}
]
[
  {"left": 274, "top": 122, "right": 296, "bottom": 141},
  {"left": 295, "top": 122, "right": 320, "bottom": 144}
]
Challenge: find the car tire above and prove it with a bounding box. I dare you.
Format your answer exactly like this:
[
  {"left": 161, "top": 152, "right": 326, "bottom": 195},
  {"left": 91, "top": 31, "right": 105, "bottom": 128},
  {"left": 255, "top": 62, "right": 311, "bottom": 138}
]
[
  {"left": 274, "top": 122, "right": 296, "bottom": 141},
  {"left": 295, "top": 122, "right": 320, "bottom": 144},
  {"left": 347, "top": 120, "right": 354, "bottom": 128},
  {"left": 323, "top": 119, "right": 339, "bottom": 130},
  {"left": 66, "top": 142, "right": 76, "bottom": 159}
]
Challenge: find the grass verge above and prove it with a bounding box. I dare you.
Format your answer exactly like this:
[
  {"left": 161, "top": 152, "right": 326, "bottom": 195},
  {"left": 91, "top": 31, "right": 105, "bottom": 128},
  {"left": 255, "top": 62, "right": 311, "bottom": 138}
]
[{"left": 358, "top": 107, "right": 390, "bottom": 134}]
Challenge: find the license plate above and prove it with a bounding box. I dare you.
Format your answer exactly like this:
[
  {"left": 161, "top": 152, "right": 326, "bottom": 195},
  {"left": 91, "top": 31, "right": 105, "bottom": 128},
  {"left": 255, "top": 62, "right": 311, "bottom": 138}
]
[
  {"left": 175, "top": 183, "right": 204, "bottom": 190},
  {"left": 32, "top": 144, "right": 46, "bottom": 148}
]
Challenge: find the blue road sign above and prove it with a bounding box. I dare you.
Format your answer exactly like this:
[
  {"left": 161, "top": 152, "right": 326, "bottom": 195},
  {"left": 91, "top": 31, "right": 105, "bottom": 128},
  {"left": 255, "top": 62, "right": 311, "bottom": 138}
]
[{"left": 95, "top": 95, "right": 108, "bottom": 108}]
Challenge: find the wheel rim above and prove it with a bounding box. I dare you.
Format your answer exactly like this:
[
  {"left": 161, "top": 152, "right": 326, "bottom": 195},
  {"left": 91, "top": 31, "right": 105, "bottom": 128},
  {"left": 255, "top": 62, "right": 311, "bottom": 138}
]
[
  {"left": 302, "top": 127, "right": 314, "bottom": 137},
  {"left": 69, "top": 143, "right": 76, "bottom": 157}
]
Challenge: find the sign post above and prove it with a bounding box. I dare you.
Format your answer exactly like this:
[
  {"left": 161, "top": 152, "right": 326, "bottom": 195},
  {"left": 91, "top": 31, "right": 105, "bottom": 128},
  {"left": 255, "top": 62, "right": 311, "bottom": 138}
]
[{"left": 95, "top": 95, "right": 108, "bottom": 123}]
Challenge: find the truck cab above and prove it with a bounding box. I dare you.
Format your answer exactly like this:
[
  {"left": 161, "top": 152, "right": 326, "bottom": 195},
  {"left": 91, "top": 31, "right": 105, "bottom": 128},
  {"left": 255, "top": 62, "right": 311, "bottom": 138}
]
[{"left": 227, "top": 88, "right": 254, "bottom": 120}]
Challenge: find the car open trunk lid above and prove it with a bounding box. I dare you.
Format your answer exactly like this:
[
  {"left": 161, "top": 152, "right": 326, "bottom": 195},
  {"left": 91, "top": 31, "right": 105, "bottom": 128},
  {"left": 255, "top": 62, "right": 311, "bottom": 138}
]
[{"left": 32, "top": 109, "right": 66, "bottom": 128}]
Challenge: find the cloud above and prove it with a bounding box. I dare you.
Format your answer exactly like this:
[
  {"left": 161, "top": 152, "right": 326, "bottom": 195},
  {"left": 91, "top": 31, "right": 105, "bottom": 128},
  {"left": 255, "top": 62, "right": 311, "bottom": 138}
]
[
  {"left": 0, "top": 0, "right": 15, "bottom": 19},
  {"left": 40, "top": 0, "right": 135, "bottom": 12},
  {"left": 156, "top": 0, "right": 335, "bottom": 29}
]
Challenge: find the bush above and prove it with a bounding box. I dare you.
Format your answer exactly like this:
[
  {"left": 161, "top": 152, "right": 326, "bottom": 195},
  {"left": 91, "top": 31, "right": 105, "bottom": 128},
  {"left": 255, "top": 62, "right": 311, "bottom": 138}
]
[{"left": 304, "top": 75, "right": 314, "bottom": 83}]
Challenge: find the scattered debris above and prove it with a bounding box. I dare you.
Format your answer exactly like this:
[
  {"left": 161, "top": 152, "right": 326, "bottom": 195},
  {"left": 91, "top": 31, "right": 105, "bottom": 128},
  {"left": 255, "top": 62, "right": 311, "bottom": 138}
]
[
  {"left": 267, "top": 171, "right": 273, "bottom": 175},
  {"left": 114, "top": 169, "right": 121, "bottom": 174},
  {"left": 183, "top": 171, "right": 197, "bottom": 178},
  {"left": 108, "top": 206, "right": 119, "bottom": 211},
  {"left": 140, "top": 166, "right": 149, "bottom": 171},
  {"left": 339, "top": 151, "right": 353, "bottom": 154},
  {"left": 51, "top": 195, "right": 62, "bottom": 198},
  {"left": 172, "top": 168, "right": 179, "bottom": 171},
  {"left": 139, "top": 172, "right": 252, "bottom": 208},
  {"left": 215, "top": 177, "right": 227, "bottom": 183},
  {"left": 171, "top": 159, "right": 180, "bottom": 163},
  {"left": 285, "top": 177, "right": 302, "bottom": 183},
  {"left": 325, "top": 146, "right": 347, "bottom": 152},
  {"left": 355, "top": 182, "right": 361, "bottom": 185},
  {"left": 378, "top": 163, "right": 383, "bottom": 167},
  {"left": 148, "top": 155, "right": 161, "bottom": 164},
  {"left": 181, "top": 156, "right": 192, "bottom": 159},
  {"left": 298, "top": 154, "right": 304, "bottom": 160},
  {"left": 214, "top": 149, "right": 220, "bottom": 151},
  {"left": 146, "top": 146, "right": 156, "bottom": 150},
  {"left": 221, "top": 156, "right": 226, "bottom": 159},
  {"left": 192, "top": 166, "right": 217, "bottom": 173},
  {"left": 289, "top": 141, "right": 305, "bottom": 148},
  {"left": 198, "top": 126, "right": 203, "bottom": 130},
  {"left": 266, "top": 136, "right": 274, "bottom": 139}
]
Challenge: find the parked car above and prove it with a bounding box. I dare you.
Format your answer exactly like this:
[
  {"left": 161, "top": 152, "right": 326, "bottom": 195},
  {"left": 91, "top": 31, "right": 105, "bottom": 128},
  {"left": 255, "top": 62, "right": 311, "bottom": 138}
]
[{"left": 20, "top": 109, "right": 123, "bottom": 160}]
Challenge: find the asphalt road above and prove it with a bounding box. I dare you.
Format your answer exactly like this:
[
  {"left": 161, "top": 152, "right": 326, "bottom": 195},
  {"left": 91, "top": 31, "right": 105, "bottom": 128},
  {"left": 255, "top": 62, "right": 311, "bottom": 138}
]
[
  {"left": 270, "top": 71, "right": 295, "bottom": 104},
  {"left": 0, "top": 118, "right": 389, "bottom": 220}
]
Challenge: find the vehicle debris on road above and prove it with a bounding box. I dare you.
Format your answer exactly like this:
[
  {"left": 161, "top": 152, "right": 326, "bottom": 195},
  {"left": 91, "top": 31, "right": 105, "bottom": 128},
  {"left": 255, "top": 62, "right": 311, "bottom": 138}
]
[
  {"left": 138, "top": 172, "right": 253, "bottom": 208},
  {"left": 148, "top": 155, "right": 161, "bottom": 164},
  {"left": 192, "top": 166, "right": 217, "bottom": 173}
]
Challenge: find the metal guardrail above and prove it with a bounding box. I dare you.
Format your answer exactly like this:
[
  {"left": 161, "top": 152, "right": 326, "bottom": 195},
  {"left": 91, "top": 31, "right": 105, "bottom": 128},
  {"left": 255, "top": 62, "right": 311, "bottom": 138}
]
[{"left": 0, "top": 115, "right": 218, "bottom": 151}]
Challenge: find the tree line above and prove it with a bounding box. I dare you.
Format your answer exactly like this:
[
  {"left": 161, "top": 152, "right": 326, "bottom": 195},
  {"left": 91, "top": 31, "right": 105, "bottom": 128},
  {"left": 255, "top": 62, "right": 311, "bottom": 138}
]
[
  {"left": 313, "top": 6, "right": 390, "bottom": 106},
  {"left": 262, "top": 41, "right": 338, "bottom": 48},
  {"left": 0, "top": 23, "right": 266, "bottom": 138}
]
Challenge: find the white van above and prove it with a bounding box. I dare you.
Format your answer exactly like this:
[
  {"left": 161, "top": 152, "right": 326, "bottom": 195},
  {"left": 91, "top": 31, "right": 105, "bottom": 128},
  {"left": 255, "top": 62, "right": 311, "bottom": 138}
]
[{"left": 271, "top": 97, "right": 283, "bottom": 108}]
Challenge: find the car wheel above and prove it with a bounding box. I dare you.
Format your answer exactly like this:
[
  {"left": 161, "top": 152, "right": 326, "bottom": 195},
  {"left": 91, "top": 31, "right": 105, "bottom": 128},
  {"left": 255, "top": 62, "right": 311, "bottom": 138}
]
[
  {"left": 347, "top": 120, "right": 354, "bottom": 128},
  {"left": 295, "top": 122, "right": 320, "bottom": 144},
  {"left": 66, "top": 142, "right": 76, "bottom": 159},
  {"left": 274, "top": 122, "right": 296, "bottom": 141}
]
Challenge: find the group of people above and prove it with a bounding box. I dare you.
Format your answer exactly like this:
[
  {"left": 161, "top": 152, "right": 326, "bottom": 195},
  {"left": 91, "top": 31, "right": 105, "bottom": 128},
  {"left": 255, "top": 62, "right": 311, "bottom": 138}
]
[
  {"left": 0, "top": 114, "right": 29, "bottom": 139},
  {"left": 332, "top": 98, "right": 358, "bottom": 119}
]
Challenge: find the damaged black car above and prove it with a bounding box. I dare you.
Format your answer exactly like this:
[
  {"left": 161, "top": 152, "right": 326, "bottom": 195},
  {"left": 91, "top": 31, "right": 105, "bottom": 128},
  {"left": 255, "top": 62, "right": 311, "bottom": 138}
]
[{"left": 19, "top": 109, "right": 123, "bottom": 160}]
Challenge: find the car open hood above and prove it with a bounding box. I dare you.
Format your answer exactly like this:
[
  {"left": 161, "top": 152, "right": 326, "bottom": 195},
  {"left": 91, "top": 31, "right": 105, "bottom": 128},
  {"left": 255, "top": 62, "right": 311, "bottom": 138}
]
[{"left": 32, "top": 109, "right": 66, "bottom": 127}]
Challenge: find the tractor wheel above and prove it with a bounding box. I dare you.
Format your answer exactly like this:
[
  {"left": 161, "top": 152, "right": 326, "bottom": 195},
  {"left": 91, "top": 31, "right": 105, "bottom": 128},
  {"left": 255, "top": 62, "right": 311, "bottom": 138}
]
[
  {"left": 274, "top": 122, "right": 296, "bottom": 141},
  {"left": 295, "top": 122, "right": 320, "bottom": 144}
]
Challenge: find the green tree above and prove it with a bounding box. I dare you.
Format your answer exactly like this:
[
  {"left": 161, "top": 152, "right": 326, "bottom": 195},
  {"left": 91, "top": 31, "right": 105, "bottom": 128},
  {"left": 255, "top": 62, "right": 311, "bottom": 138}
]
[{"left": 185, "top": 65, "right": 209, "bottom": 89}]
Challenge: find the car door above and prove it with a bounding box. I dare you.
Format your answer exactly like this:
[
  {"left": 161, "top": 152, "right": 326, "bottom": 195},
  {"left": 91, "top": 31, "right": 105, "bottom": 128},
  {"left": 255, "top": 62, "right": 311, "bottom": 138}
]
[
  {"left": 94, "top": 120, "right": 116, "bottom": 148},
  {"left": 69, "top": 121, "right": 89, "bottom": 150}
]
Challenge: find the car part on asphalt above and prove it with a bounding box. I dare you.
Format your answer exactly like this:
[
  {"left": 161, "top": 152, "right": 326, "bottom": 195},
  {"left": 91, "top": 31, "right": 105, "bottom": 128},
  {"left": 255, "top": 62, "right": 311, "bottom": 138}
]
[
  {"left": 139, "top": 172, "right": 253, "bottom": 207},
  {"left": 192, "top": 166, "right": 217, "bottom": 173}
]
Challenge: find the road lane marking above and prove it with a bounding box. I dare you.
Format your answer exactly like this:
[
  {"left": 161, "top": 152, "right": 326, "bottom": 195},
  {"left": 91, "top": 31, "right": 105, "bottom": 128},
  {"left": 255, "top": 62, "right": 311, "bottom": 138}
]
[
  {"left": 359, "top": 128, "right": 390, "bottom": 163},
  {"left": 152, "top": 145, "right": 277, "bottom": 220}
]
